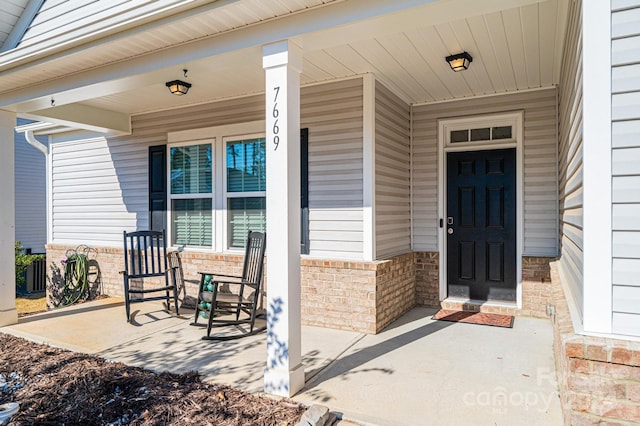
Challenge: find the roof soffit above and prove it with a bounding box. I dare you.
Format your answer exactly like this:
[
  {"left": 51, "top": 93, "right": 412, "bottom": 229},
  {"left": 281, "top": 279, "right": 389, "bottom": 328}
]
[{"left": 0, "top": 0, "right": 564, "bottom": 116}]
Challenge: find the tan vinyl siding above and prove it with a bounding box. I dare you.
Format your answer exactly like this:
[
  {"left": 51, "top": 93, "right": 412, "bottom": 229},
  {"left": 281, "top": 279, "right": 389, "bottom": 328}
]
[
  {"left": 51, "top": 78, "right": 364, "bottom": 258},
  {"left": 14, "top": 119, "right": 47, "bottom": 252},
  {"left": 302, "top": 78, "right": 364, "bottom": 259},
  {"left": 558, "top": 0, "right": 583, "bottom": 317},
  {"left": 612, "top": 0, "right": 640, "bottom": 336},
  {"left": 375, "top": 81, "right": 411, "bottom": 259},
  {"left": 412, "top": 88, "right": 559, "bottom": 257}
]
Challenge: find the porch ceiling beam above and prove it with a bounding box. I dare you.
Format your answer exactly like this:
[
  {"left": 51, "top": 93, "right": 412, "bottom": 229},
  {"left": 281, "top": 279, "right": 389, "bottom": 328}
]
[
  {"left": 22, "top": 104, "right": 131, "bottom": 136},
  {"left": 1, "top": 0, "right": 547, "bottom": 110}
]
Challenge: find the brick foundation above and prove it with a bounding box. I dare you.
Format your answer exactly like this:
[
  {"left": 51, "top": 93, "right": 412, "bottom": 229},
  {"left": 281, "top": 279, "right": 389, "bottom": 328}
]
[
  {"left": 45, "top": 244, "right": 558, "bottom": 334},
  {"left": 301, "top": 253, "right": 416, "bottom": 333},
  {"left": 550, "top": 261, "right": 640, "bottom": 424},
  {"left": 375, "top": 253, "right": 415, "bottom": 332},
  {"left": 46, "top": 244, "right": 418, "bottom": 334},
  {"left": 521, "top": 256, "right": 554, "bottom": 318},
  {"left": 440, "top": 256, "right": 555, "bottom": 317},
  {"left": 415, "top": 252, "right": 439, "bottom": 308},
  {"left": 46, "top": 245, "right": 246, "bottom": 309},
  {"left": 301, "top": 258, "right": 378, "bottom": 333}
]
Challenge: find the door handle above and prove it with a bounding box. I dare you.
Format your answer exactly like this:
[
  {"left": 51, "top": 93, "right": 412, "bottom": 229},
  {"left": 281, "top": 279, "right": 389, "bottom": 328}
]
[
  {"left": 447, "top": 217, "right": 454, "bottom": 225},
  {"left": 447, "top": 228, "right": 454, "bottom": 235}
]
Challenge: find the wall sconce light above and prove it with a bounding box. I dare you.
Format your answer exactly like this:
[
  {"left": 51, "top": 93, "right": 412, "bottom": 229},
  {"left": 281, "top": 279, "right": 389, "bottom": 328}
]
[
  {"left": 165, "top": 79, "right": 192, "bottom": 95},
  {"left": 445, "top": 51, "right": 473, "bottom": 72}
]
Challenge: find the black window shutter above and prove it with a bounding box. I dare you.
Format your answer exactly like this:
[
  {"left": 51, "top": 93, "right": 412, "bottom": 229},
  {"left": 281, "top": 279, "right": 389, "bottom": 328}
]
[
  {"left": 149, "top": 145, "right": 167, "bottom": 232},
  {"left": 301, "top": 128, "right": 310, "bottom": 255}
]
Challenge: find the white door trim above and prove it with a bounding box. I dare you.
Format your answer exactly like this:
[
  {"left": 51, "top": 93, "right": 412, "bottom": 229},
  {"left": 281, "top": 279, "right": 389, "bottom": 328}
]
[{"left": 437, "top": 111, "right": 524, "bottom": 307}]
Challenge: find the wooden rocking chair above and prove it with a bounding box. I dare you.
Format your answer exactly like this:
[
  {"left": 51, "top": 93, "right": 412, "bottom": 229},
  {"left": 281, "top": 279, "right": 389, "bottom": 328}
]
[
  {"left": 192, "top": 231, "right": 266, "bottom": 340},
  {"left": 121, "top": 230, "right": 179, "bottom": 322}
]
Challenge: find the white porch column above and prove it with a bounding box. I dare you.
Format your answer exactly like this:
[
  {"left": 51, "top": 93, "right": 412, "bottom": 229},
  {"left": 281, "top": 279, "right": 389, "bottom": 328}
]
[
  {"left": 0, "top": 109, "right": 17, "bottom": 327},
  {"left": 262, "top": 40, "right": 305, "bottom": 397}
]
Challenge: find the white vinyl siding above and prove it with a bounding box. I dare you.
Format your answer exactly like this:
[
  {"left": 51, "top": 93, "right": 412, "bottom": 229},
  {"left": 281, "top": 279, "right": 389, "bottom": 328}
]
[
  {"left": 612, "top": 0, "right": 640, "bottom": 336},
  {"left": 14, "top": 118, "right": 47, "bottom": 252},
  {"left": 51, "top": 78, "right": 365, "bottom": 259},
  {"left": 557, "top": 0, "right": 584, "bottom": 318},
  {"left": 375, "top": 81, "right": 411, "bottom": 259},
  {"left": 301, "top": 78, "right": 364, "bottom": 259},
  {"left": 412, "top": 88, "right": 558, "bottom": 257},
  {"left": 51, "top": 137, "right": 147, "bottom": 246},
  {"left": 18, "top": 0, "right": 218, "bottom": 51},
  {"left": 51, "top": 95, "right": 265, "bottom": 247}
]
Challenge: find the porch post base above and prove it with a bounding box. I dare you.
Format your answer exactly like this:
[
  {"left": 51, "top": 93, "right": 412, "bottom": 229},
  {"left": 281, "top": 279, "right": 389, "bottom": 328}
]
[
  {"left": 264, "top": 363, "right": 305, "bottom": 397},
  {"left": 0, "top": 308, "right": 18, "bottom": 327}
]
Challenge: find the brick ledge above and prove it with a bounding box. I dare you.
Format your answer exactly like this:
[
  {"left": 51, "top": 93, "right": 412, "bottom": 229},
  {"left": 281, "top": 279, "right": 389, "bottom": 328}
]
[{"left": 550, "top": 261, "right": 640, "bottom": 425}]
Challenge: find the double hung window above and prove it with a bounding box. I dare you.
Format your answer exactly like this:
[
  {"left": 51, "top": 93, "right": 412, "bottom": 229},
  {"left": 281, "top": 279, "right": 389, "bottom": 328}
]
[
  {"left": 225, "top": 137, "right": 266, "bottom": 249},
  {"left": 169, "top": 143, "right": 213, "bottom": 247},
  {"left": 164, "top": 122, "right": 306, "bottom": 251}
]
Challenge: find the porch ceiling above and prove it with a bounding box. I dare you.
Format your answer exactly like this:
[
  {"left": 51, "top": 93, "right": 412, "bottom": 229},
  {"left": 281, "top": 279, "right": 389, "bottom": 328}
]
[{"left": 0, "top": 0, "right": 569, "bottom": 125}]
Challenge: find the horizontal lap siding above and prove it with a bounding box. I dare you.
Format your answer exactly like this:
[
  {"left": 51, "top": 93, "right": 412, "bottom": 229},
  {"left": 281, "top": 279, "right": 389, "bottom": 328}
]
[
  {"left": 612, "top": 1, "right": 640, "bottom": 336},
  {"left": 51, "top": 137, "right": 149, "bottom": 246},
  {"left": 412, "top": 88, "right": 558, "bottom": 256},
  {"left": 51, "top": 78, "right": 364, "bottom": 259},
  {"left": 18, "top": 0, "right": 183, "bottom": 48},
  {"left": 14, "top": 119, "right": 47, "bottom": 252},
  {"left": 558, "top": 0, "right": 583, "bottom": 317},
  {"left": 375, "top": 81, "right": 411, "bottom": 259},
  {"left": 51, "top": 95, "right": 265, "bottom": 247},
  {"left": 302, "top": 78, "right": 364, "bottom": 259}
]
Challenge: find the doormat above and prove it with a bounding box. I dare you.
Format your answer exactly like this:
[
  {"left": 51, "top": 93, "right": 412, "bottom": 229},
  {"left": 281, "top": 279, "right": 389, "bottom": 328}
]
[{"left": 432, "top": 309, "right": 514, "bottom": 328}]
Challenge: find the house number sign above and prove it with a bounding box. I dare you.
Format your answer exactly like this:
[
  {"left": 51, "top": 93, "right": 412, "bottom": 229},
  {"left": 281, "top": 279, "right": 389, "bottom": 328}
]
[{"left": 271, "top": 86, "right": 281, "bottom": 151}]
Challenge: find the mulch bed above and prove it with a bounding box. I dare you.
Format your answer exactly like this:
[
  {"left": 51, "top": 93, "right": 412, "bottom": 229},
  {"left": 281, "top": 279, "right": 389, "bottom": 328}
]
[{"left": 0, "top": 333, "right": 305, "bottom": 425}]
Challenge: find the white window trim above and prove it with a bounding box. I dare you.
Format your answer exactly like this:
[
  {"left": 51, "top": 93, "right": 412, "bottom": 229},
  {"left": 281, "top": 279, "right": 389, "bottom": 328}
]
[
  {"left": 437, "top": 111, "right": 524, "bottom": 308},
  {"left": 222, "top": 133, "right": 267, "bottom": 252},
  {"left": 167, "top": 120, "right": 265, "bottom": 253}
]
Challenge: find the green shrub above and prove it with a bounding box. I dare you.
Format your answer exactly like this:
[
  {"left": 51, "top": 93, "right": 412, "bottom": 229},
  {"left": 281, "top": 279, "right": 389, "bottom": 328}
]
[{"left": 15, "top": 241, "right": 45, "bottom": 291}]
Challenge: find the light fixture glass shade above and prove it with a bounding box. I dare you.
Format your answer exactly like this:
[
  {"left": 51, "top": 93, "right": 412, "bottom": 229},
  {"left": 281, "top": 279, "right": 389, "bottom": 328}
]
[
  {"left": 165, "top": 80, "right": 192, "bottom": 95},
  {"left": 445, "top": 52, "right": 473, "bottom": 72}
]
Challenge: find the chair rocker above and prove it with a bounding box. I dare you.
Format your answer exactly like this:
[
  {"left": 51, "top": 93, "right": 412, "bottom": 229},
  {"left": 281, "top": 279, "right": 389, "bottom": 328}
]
[
  {"left": 121, "top": 230, "right": 179, "bottom": 322},
  {"left": 192, "top": 231, "right": 266, "bottom": 340}
]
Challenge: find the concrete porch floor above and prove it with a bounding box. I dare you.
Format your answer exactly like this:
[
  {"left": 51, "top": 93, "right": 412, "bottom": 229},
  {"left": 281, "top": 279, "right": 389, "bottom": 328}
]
[{"left": 1, "top": 298, "right": 562, "bottom": 425}]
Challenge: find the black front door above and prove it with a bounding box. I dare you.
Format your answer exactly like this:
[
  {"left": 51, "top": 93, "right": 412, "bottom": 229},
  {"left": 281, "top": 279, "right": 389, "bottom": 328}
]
[{"left": 446, "top": 148, "right": 516, "bottom": 302}]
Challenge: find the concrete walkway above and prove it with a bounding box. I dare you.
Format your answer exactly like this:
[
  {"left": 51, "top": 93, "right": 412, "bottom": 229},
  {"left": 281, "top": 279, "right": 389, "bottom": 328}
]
[{"left": 1, "top": 299, "right": 562, "bottom": 425}]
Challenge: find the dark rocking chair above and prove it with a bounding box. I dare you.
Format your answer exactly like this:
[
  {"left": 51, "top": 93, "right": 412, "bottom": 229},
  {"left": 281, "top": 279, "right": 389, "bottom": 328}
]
[
  {"left": 192, "top": 231, "right": 266, "bottom": 340},
  {"left": 121, "top": 230, "right": 179, "bottom": 322}
]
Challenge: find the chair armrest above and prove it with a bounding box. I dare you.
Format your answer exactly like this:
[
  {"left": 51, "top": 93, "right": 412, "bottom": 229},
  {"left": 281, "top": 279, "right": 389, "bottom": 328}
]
[
  {"left": 210, "top": 279, "right": 245, "bottom": 286},
  {"left": 198, "top": 272, "right": 242, "bottom": 279}
]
